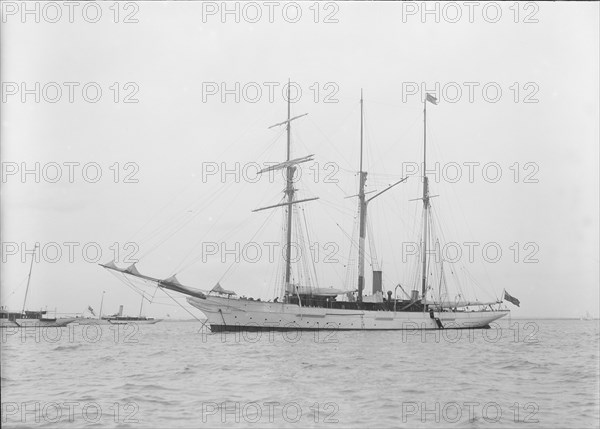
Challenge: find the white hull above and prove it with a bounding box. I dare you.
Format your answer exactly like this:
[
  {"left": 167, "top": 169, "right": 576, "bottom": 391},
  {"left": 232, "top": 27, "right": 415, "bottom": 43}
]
[
  {"left": 69, "top": 318, "right": 110, "bottom": 325},
  {"left": 104, "top": 318, "right": 161, "bottom": 325},
  {"left": 187, "top": 296, "right": 508, "bottom": 331},
  {"left": 0, "top": 317, "right": 77, "bottom": 328}
]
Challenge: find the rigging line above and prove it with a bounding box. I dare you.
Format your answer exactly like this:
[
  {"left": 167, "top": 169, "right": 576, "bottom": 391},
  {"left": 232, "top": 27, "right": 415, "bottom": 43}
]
[
  {"left": 318, "top": 199, "right": 355, "bottom": 217},
  {"left": 367, "top": 215, "right": 379, "bottom": 270},
  {"left": 158, "top": 287, "right": 205, "bottom": 322},
  {"left": 181, "top": 201, "right": 276, "bottom": 281},
  {"left": 301, "top": 205, "right": 320, "bottom": 289},
  {"left": 5, "top": 274, "right": 30, "bottom": 299},
  {"left": 138, "top": 152, "right": 278, "bottom": 262},
  {"left": 434, "top": 173, "right": 501, "bottom": 300},
  {"left": 124, "top": 177, "right": 200, "bottom": 245},
  {"left": 172, "top": 175, "right": 261, "bottom": 274},
  {"left": 306, "top": 111, "right": 355, "bottom": 171},
  {"left": 118, "top": 271, "right": 152, "bottom": 298},
  {"left": 276, "top": 208, "right": 286, "bottom": 297},
  {"left": 294, "top": 208, "right": 308, "bottom": 287},
  {"left": 310, "top": 200, "right": 346, "bottom": 289},
  {"left": 425, "top": 204, "right": 436, "bottom": 296},
  {"left": 134, "top": 126, "right": 287, "bottom": 256},
  {"left": 334, "top": 181, "right": 351, "bottom": 197},
  {"left": 147, "top": 282, "right": 160, "bottom": 303},
  {"left": 131, "top": 152, "right": 259, "bottom": 251},
  {"left": 363, "top": 99, "right": 373, "bottom": 173},
  {"left": 370, "top": 109, "right": 423, "bottom": 172},
  {"left": 334, "top": 221, "right": 375, "bottom": 263},
  {"left": 376, "top": 196, "right": 398, "bottom": 280},
  {"left": 255, "top": 125, "right": 288, "bottom": 163},
  {"left": 107, "top": 263, "right": 203, "bottom": 319},
  {"left": 338, "top": 165, "right": 363, "bottom": 174},
  {"left": 427, "top": 133, "right": 472, "bottom": 254},
  {"left": 410, "top": 207, "right": 425, "bottom": 291},
  {"left": 407, "top": 179, "right": 422, "bottom": 289},
  {"left": 303, "top": 213, "right": 315, "bottom": 287},
  {"left": 330, "top": 256, "right": 346, "bottom": 287},
  {"left": 299, "top": 174, "right": 351, "bottom": 212},
  {"left": 318, "top": 198, "right": 361, "bottom": 249},
  {"left": 135, "top": 127, "right": 288, "bottom": 250},
  {"left": 135, "top": 180, "right": 235, "bottom": 257},
  {"left": 344, "top": 207, "right": 359, "bottom": 289},
  {"left": 430, "top": 203, "right": 495, "bottom": 301},
  {"left": 215, "top": 103, "right": 280, "bottom": 161},
  {"left": 134, "top": 300, "right": 190, "bottom": 308},
  {"left": 268, "top": 228, "right": 280, "bottom": 299},
  {"left": 368, "top": 173, "right": 410, "bottom": 180},
  {"left": 136, "top": 193, "right": 227, "bottom": 261},
  {"left": 104, "top": 271, "right": 158, "bottom": 312},
  {"left": 217, "top": 202, "right": 279, "bottom": 284},
  {"left": 367, "top": 99, "right": 423, "bottom": 110}
]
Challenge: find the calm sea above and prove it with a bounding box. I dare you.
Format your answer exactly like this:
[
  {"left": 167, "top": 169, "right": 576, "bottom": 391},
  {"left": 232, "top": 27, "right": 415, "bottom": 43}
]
[{"left": 1, "top": 319, "right": 598, "bottom": 428}]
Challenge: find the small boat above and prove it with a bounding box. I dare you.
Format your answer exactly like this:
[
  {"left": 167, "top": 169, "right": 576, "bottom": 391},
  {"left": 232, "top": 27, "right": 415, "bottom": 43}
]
[
  {"left": 0, "top": 245, "right": 76, "bottom": 328},
  {"left": 101, "top": 302, "right": 161, "bottom": 325},
  {"left": 0, "top": 308, "right": 75, "bottom": 328}
]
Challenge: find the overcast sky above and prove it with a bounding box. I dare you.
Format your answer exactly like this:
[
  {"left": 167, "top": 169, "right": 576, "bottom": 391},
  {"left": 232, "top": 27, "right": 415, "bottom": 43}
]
[{"left": 1, "top": 2, "right": 598, "bottom": 319}]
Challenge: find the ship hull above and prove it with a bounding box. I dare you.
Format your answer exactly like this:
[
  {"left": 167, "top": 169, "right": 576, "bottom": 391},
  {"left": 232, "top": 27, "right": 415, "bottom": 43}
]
[
  {"left": 0, "top": 317, "right": 77, "bottom": 328},
  {"left": 69, "top": 318, "right": 161, "bottom": 325},
  {"left": 187, "top": 296, "right": 508, "bottom": 331},
  {"left": 105, "top": 319, "right": 161, "bottom": 325}
]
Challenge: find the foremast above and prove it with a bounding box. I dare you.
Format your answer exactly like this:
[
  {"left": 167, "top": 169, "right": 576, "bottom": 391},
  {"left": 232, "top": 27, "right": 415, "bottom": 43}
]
[
  {"left": 253, "top": 80, "right": 318, "bottom": 301},
  {"left": 284, "top": 82, "right": 295, "bottom": 293}
]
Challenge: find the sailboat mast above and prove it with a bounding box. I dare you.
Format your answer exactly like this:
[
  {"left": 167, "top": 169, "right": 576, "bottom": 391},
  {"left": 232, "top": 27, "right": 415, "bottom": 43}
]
[
  {"left": 21, "top": 244, "right": 38, "bottom": 315},
  {"left": 138, "top": 294, "right": 144, "bottom": 318},
  {"left": 357, "top": 90, "right": 367, "bottom": 304},
  {"left": 98, "top": 291, "right": 105, "bottom": 320},
  {"left": 421, "top": 99, "right": 430, "bottom": 305},
  {"left": 284, "top": 80, "right": 295, "bottom": 294}
]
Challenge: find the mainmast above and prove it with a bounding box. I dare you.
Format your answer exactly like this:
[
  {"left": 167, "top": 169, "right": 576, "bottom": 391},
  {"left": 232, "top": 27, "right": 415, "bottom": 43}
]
[
  {"left": 357, "top": 90, "right": 367, "bottom": 304},
  {"left": 21, "top": 244, "right": 38, "bottom": 315},
  {"left": 354, "top": 91, "right": 408, "bottom": 303},
  {"left": 355, "top": 91, "right": 408, "bottom": 303}
]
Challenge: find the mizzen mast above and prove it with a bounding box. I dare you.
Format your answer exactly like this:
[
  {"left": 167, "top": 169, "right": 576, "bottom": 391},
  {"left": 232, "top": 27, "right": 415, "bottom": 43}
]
[
  {"left": 355, "top": 91, "right": 407, "bottom": 304},
  {"left": 421, "top": 94, "right": 438, "bottom": 305}
]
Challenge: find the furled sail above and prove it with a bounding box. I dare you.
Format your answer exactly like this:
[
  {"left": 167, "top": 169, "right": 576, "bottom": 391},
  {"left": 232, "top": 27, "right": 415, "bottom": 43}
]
[
  {"left": 287, "top": 285, "right": 347, "bottom": 297},
  {"left": 427, "top": 300, "right": 502, "bottom": 309},
  {"left": 210, "top": 283, "right": 236, "bottom": 296},
  {"left": 99, "top": 261, "right": 207, "bottom": 299}
]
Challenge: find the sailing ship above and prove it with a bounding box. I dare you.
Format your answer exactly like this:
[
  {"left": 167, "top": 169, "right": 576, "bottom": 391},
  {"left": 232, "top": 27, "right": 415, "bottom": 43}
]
[
  {"left": 102, "top": 86, "right": 513, "bottom": 331},
  {"left": 1, "top": 245, "right": 76, "bottom": 328}
]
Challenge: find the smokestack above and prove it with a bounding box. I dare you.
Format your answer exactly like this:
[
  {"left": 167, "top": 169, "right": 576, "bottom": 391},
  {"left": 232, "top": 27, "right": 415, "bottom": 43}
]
[
  {"left": 118, "top": 305, "right": 123, "bottom": 317},
  {"left": 372, "top": 270, "right": 382, "bottom": 294}
]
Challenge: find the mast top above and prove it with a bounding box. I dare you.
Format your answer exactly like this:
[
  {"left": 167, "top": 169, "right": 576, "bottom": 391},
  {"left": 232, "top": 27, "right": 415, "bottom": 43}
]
[{"left": 359, "top": 89, "right": 364, "bottom": 174}]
